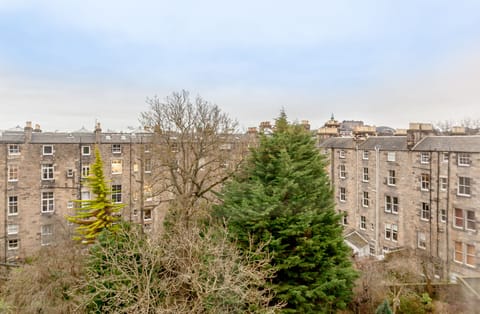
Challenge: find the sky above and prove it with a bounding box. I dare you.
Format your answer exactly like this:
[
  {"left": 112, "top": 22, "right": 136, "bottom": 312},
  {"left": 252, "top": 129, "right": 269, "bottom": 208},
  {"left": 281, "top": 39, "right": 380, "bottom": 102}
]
[{"left": 1, "top": 0, "right": 480, "bottom": 132}]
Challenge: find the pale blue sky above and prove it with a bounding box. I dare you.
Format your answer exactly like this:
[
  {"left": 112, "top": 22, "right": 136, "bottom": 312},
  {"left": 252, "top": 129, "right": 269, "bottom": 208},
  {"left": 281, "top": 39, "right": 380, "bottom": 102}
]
[{"left": 1, "top": 0, "right": 480, "bottom": 131}]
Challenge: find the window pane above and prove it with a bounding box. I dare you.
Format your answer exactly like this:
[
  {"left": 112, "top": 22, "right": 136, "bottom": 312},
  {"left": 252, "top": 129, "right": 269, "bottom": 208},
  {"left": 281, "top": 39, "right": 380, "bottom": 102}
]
[
  {"left": 467, "top": 244, "right": 475, "bottom": 266},
  {"left": 454, "top": 242, "right": 463, "bottom": 262},
  {"left": 111, "top": 160, "right": 123, "bottom": 174},
  {"left": 467, "top": 210, "right": 476, "bottom": 230},
  {"left": 455, "top": 208, "right": 464, "bottom": 228}
]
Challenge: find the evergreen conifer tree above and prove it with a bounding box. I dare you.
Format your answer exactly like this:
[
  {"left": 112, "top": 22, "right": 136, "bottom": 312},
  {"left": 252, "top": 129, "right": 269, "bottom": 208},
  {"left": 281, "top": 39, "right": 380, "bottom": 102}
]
[
  {"left": 67, "top": 147, "right": 122, "bottom": 243},
  {"left": 375, "top": 300, "right": 393, "bottom": 314},
  {"left": 216, "top": 112, "right": 357, "bottom": 312}
]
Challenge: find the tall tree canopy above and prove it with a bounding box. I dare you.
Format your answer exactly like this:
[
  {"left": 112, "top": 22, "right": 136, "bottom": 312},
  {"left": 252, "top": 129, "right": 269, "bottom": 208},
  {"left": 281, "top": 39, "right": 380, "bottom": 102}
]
[
  {"left": 140, "top": 90, "right": 248, "bottom": 220},
  {"left": 67, "top": 147, "right": 122, "bottom": 243},
  {"left": 216, "top": 112, "right": 357, "bottom": 313}
]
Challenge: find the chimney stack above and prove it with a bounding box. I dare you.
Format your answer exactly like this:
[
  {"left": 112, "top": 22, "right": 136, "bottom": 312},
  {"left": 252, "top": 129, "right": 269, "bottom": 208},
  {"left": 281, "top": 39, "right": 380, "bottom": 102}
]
[
  {"left": 95, "top": 122, "right": 102, "bottom": 143},
  {"left": 24, "top": 121, "right": 33, "bottom": 142}
]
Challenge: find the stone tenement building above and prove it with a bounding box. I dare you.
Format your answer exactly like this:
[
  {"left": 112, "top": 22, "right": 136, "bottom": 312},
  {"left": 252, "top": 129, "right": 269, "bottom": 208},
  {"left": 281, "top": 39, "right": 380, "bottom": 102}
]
[
  {"left": 319, "top": 123, "right": 480, "bottom": 279},
  {"left": 0, "top": 121, "right": 248, "bottom": 263},
  {"left": 0, "top": 122, "right": 157, "bottom": 263}
]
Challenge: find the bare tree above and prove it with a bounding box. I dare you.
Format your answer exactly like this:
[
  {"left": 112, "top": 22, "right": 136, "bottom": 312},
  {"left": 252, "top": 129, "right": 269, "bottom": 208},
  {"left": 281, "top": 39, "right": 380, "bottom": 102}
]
[
  {"left": 434, "top": 118, "right": 480, "bottom": 135},
  {"left": 434, "top": 120, "right": 455, "bottom": 134},
  {"left": 140, "top": 90, "right": 249, "bottom": 220},
  {"left": 76, "top": 219, "right": 284, "bottom": 313},
  {"left": 2, "top": 222, "right": 83, "bottom": 313}
]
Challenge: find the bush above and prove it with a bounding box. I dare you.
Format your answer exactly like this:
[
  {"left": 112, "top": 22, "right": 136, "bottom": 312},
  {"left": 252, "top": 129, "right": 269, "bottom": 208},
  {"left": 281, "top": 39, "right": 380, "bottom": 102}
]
[{"left": 78, "top": 220, "right": 283, "bottom": 313}]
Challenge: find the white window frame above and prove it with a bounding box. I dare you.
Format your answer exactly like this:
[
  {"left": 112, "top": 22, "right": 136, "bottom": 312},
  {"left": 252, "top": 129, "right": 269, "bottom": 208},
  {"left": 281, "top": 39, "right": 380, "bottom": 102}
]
[
  {"left": 418, "top": 232, "right": 426, "bottom": 249},
  {"left": 362, "top": 150, "right": 369, "bottom": 160},
  {"left": 420, "top": 173, "right": 430, "bottom": 191},
  {"left": 339, "top": 165, "right": 346, "bottom": 179},
  {"left": 458, "top": 153, "right": 471, "bottom": 167},
  {"left": 339, "top": 150, "right": 346, "bottom": 159},
  {"left": 420, "top": 152, "right": 430, "bottom": 164},
  {"left": 392, "top": 224, "right": 398, "bottom": 241},
  {"left": 111, "top": 159, "right": 123, "bottom": 175},
  {"left": 458, "top": 176, "right": 471, "bottom": 196},
  {"left": 421, "top": 202, "right": 430, "bottom": 221},
  {"left": 7, "top": 224, "right": 19, "bottom": 235},
  {"left": 440, "top": 209, "right": 447, "bottom": 223},
  {"left": 67, "top": 201, "right": 74, "bottom": 209},
  {"left": 388, "top": 170, "right": 396, "bottom": 186},
  {"left": 385, "top": 223, "right": 398, "bottom": 242},
  {"left": 455, "top": 241, "right": 476, "bottom": 267},
  {"left": 8, "top": 144, "right": 20, "bottom": 155},
  {"left": 342, "top": 211, "right": 348, "bottom": 225},
  {"left": 8, "top": 165, "right": 18, "bottom": 182},
  {"left": 466, "top": 244, "right": 476, "bottom": 267},
  {"left": 82, "top": 145, "right": 91, "bottom": 156},
  {"left": 362, "top": 192, "right": 369, "bottom": 207},
  {"left": 144, "top": 209, "right": 152, "bottom": 220},
  {"left": 112, "top": 184, "right": 122, "bottom": 203},
  {"left": 440, "top": 176, "right": 448, "bottom": 191},
  {"left": 466, "top": 210, "right": 476, "bottom": 231},
  {"left": 7, "top": 239, "right": 19, "bottom": 250},
  {"left": 82, "top": 165, "right": 90, "bottom": 178},
  {"left": 385, "top": 195, "right": 399, "bottom": 214},
  {"left": 144, "top": 158, "right": 152, "bottom": 173},
  {"left": 387, "top": 152, "right": 396, "bottom": 162},
  {"left": 339, "top": 187, "right": 346, "bottom": 202},
  {"left": 41, "top": 191, "right": 55, "bottom": 213},
  {"left": 362, "top": 167, "right": 369, "bottom": 182},
  {"left": 112, "top": 144, "right": 122, "bottom": 154},
  {"left": 454, "top": 208, "right": 476, "bottom": 231},
  {"left": 442, "top": 152, "right": 449, "bottom": 163},
  {"left": 41, "top": 224, "right": 53, "bottom": 246},
  {"left": 81, "top": 191, "right": 91, "bottom": 208},
  {"left": 8, "top": 196, "right": 18, "bottom": 215},
  {"left": 360, "top": 216, "right": 366, "bottom": 230},
  {"left": 384, "top": 223, "right": 398, "bottom": 242},
  {"left": 41, "top": 164, "right": 54, "bottom": 180},
  {"left": 43, "top": 145, "right": 54, "bottom": 155},
  {"left": 385, "top": 223, "right": 392, "bottom": 240}
]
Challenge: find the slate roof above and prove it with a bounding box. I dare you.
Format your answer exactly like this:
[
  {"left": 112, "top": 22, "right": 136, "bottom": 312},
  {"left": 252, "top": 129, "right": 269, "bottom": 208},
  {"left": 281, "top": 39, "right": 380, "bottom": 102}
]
[
  {"left": 359, "top": 136, "right": 408, "bottom": 151},
  {"left": 0, "top": 131, "right": 24, "bottom": 143},
  {"left": 0, "top": 131, "right": 152, "bottom": 144},
  {"left": 30, "top": 132, "right": 96, "bottom": 143},
  {"left": 345, "top": 231, "right": 369, "bottom": 250},
  {"left": 413, "top": 136, "right": 480, "bottom": 153},
  {"left": 318, "top": 137, "right": 356, "bottom": 149}
]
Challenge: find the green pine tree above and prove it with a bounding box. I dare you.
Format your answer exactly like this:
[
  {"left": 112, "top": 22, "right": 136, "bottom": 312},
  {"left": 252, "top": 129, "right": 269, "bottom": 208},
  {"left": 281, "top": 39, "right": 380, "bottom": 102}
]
[
  {"left": 376, "top": 300, "right": 393, "bottom": 314},
  {"left": 67, "top": 147, "right": 122, "bottom": 244},
  {"left": 216, "top": 112, "right": 358, "bottom": 313}
]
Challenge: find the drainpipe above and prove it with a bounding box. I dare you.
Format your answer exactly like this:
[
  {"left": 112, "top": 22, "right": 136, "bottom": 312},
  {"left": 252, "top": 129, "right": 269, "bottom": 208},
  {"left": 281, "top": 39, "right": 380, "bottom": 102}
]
[
  {"left": 375, "top": 145, "right": 380, "bottom": 255},
  {"left": 429, "top": 152, "right": 433, "bottom": 258},
  {"left": 355, "top": 143, "right": 359, "bottom": 229},
  {"left": 446, "top": 152, "right": 451, "bottom": 279},
  {"left": 435, "top": 152, "right": 441, "bottom": 259},
  {"left": 4, "top": 144, "right": 8, "bottom": 263},
  {"left": 139, "top": 137, "right": 145, "bottom": 234},
  {"left": 330, "top": 148, "right": 335, "bottom": 188},
  {"left": 129, "top": 136, "right": 133, "bottom": 222}
]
